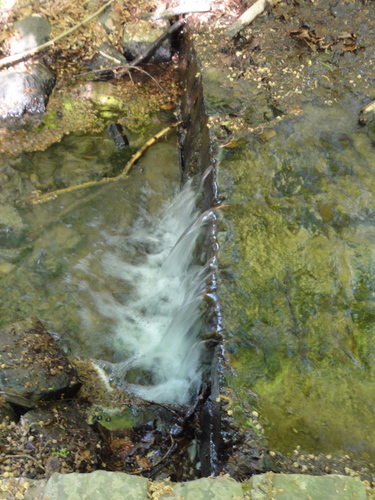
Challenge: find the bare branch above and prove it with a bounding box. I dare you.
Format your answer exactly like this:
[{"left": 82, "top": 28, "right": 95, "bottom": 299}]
[{"left": 29, "top": 122, "right": 181, "bottom": 204}]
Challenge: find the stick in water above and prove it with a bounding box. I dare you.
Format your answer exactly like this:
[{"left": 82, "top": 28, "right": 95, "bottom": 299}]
[{"left": 29, "top": 122, "right": 182, "bottom": 204}]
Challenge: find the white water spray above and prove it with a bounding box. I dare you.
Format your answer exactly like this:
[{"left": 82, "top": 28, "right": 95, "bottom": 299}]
[{"left": 77, "top": 176, "right": 213, "bottom": 405}]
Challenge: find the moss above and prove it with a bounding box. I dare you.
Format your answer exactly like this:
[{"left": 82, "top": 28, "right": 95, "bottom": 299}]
[{"left": 218, "top": 102, "right": 375, "bottom": 458}]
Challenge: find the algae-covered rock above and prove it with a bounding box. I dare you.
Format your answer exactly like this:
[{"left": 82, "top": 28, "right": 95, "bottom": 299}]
[{"left": 217, "top": 101, "right": 375, "bottom": 458}]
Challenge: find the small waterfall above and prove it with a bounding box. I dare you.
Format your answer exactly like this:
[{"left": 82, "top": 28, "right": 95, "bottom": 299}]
[{"left": 78, "top": 175, "right": 213, "bottom": 405}]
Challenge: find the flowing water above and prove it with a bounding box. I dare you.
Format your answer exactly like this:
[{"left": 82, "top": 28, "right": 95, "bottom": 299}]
[{"left": 0, "top": 125, "right": 211, "bottom": 406}]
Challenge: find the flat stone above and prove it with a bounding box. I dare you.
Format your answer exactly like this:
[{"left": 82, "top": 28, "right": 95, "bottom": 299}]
[
  {"left": 249, "top": 473, "right": 367, "bottom": 500},
  {"left": 0, "top": 394, "right": 17, "bottom": 422},
  {"left": 43, "top": 471, "right": 149, "bottom": 500},
  {"left": 158, "top": 476, "right": 244, "bottom": 499},
  {"left": 0, "top": 318, "right": 81, "bottom": 408}
]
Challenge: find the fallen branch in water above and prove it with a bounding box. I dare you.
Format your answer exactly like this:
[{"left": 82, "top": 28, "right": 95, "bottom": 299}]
[
  {"left": 29, "top": 122, "right": 181, "bottom": 204},
  {"left": 0, "top": 0, "right": 115, "bottom": 69},
  {"left": 77, "top": 64, "right": 166, "bottom": 92},
  {"left": 225, "top": 0, "right": 269, "bottom": 39},
  {"left": 116, "top": 18, "right": 186, "bottom": 79}
]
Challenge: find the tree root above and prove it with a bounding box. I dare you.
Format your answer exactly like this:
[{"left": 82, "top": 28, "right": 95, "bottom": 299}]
[{"left": 28, "top": 122, "right": 181, "bottom": 204}]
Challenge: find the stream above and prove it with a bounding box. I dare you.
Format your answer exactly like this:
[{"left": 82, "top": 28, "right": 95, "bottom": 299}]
[{"left": 0, "top": 121, "right": 212, "bottom": 407}]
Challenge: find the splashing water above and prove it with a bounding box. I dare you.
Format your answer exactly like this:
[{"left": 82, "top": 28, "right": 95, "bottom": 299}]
[{"left": 77, "top": 176, "right": 214, "bottom": 405}]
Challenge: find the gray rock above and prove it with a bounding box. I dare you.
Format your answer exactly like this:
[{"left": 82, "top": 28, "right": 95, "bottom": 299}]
[
  {"left": 249, "top": 473, "right": 367, "bottom": 500},
  {"left": 9, "top": 15, "right": 51, "bottom": 55},
  {"left": 0, "top": 318, "right": 81, "bottom": 408},
  {"left": 0, "top": 64, "right": 55, "bottom": 119},
  {"left": 43, "top": 471, "right": 149, "bottom": 500},
  {"left": 159, "top": 476, "right": 244, "bottom": 499},
  {"left": 123, "top": 20, "right": 171, "bottom": 63}
]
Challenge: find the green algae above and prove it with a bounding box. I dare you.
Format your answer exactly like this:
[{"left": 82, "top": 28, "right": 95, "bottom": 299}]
[{"left": 218, "top": 100, "right": 375, "bottom": 459}]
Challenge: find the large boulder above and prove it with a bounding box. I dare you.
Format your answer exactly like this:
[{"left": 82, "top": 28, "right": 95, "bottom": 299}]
[
  {"left": 0, "top": 64, "right": 55, "bottom": 119},
  {"left": 0, "top": 318, "right": 81, "bottom": 408},
  {"left": 122, "top": 20, "right": 172, "bottom": 63}
]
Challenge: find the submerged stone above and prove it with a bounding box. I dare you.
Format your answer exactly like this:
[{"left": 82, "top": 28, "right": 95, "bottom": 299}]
[{"left": 216, "top": 101, "right": 375, "bottom": 460}]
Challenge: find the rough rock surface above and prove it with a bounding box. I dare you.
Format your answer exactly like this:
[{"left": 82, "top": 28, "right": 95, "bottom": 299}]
[
  {"left": 43, "top": 471, "right": 149, "bottom": 500},
  {"left": 3, "top": 472, "right": 369, "bottom": 499},
  {"left": 0, "top": 64, "right": 55, "bottom": 119},
  {"left": 0, "top": 318, "right": 81, "bottom": 408},
  {"left": 123, "top": 20, "right": 171, "bottom": 63}
]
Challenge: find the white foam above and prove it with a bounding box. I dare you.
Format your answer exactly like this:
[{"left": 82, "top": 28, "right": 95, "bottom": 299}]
[{"left": 77, "top": 179, "right": 212, "bottom": 405}]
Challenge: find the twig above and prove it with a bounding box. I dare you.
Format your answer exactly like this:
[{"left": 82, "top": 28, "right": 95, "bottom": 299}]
[
  {"left": 0, "top": 0, "right": 115, "bottom": 69},
  {"left": 225, "top": 0, "right": 269, "bottom": 39},
  {"left": 76, "top": 64, "right": 165, "bottom": 92},
  {"left": 142, "top": 3, "right": 211, "bottom": 20},
  {"left": 116, "top": 18, "right": 185, "bottom": 79},
  {"left": 29, "top": 122, "right": 181, "bottom": 204},
  {"left": 98, "top": 51, "right": 122, "bottom": 65}
]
